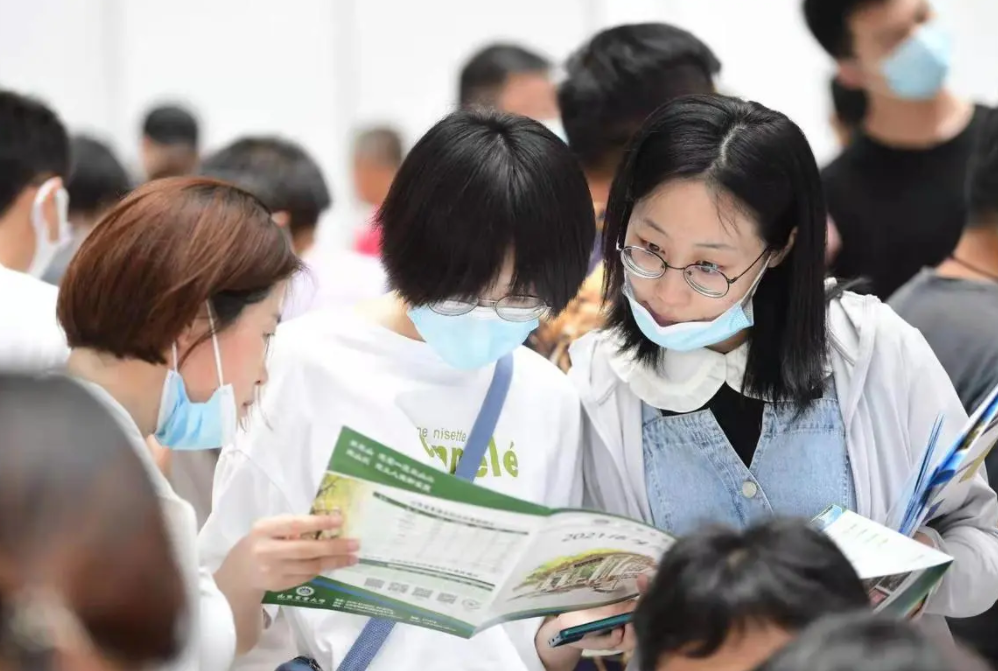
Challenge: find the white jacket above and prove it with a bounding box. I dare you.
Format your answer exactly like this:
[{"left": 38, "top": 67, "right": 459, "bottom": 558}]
[
  {"left": 569, "top": 290, "right": 998, "bottom": 634},
  {"left": 0, "top": 263, "right": 69, "bottom": 371}
]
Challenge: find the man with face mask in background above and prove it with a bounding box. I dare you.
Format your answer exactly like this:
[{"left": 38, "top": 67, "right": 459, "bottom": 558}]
[
  {"left": 458, "top": 42, "right": 563, "bottom": 137},
  {"left": 0, "top": 89, "right": 72, "bottom": 371},
  {"left": 804, "top": 0, "right": 988, "bottom": 300}
]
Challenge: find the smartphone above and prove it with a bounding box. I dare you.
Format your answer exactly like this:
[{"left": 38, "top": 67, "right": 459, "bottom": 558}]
[{"left": 548, "top": 613, "right": 633, "bottom": 648}]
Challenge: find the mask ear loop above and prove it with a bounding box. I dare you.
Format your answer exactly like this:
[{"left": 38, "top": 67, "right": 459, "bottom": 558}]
[{"left": 206, "top": 302, "right": 225, "bottom": 387}]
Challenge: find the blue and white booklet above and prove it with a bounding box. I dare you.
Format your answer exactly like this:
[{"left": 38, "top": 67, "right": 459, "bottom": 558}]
[{"left": 889, "top": 382, "right": 998, "bottom": 537}]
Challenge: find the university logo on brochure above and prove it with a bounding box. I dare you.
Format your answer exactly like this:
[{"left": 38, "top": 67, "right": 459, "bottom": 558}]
[{"left": 418, "top": 425, "right": 519, "bottom": 478}]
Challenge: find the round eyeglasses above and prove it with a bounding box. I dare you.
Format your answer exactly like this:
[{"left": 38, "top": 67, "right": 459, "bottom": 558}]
[
  {"left": 428, "top": 295, "right": 550, "bottom": 322},
  {"left": 619, "top": 246, "right": 770, "bottom": 298}
]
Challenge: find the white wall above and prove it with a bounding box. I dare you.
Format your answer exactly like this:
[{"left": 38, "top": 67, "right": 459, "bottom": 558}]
[{"left": 1, "top": 0, "right": 996, "bottom": 245}]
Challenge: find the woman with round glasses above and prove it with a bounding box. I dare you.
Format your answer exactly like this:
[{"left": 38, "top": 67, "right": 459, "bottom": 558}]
[
  {"left": 200, "top": 109, "right": 598, "bottom": 671},
  {"left": 556, "top": 95, "right": 998, "bottom": 658}
]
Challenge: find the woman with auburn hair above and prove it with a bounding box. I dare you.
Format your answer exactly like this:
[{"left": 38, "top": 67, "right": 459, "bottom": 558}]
[{"left": 57, "top": 177, "right": 359, "bottom": 670}]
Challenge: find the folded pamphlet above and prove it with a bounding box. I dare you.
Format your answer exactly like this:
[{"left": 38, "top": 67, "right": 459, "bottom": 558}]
[
  {"left": 264, "top": 428, "right": 953, "bottom": 637},
  {"left": 890, "top": 381, "right": 998, "bottom": 537}
]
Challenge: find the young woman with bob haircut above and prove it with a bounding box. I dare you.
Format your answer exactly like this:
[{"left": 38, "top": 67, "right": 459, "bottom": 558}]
[
  {"left": 57, "top": 177, "right": 357, "bottom": 670},
  {"left": 557, "top": 95, "right": 998, "bottom": 659},
  {"left": 199, "top": 109, "right": 599, "bottom": 671}
]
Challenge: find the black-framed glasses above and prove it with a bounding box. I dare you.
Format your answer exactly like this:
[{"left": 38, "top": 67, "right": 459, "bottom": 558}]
[
  {"left": 428, "top": 294, "right": 550, "bottom": 322},
  {"left": 619, "top": 245, "right": 770, "bottom": 298}
]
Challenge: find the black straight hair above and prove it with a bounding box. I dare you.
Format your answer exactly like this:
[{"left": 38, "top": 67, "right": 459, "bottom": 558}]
[
  {"left": 0, "top": 90, "right": 70, "bottom": 217},
  {"left": 142, "top": 104, "right": 199, "bottom": 148},
  {"left": 803, "top": 0, "right": 884, "bottom": 58},
  {"left": 602, "top": 94, "right": 830, "bottom": 409},
  {"left": 199, "top": 136, "right": 332, "bottom": 238},
  {"left": 559, "top": 23, "right": 721, "bottom": 176},
  {"left": 66, "top": 135, "right": 132, "bottom": 218},
  {"left": 459, "top": 43, "right": 551, "bottom": 108},
  {"left": 379, "top": 108, "right": 594, "bottom": 313},
  {"left": 635, "top": 519, "right": 868, "bottom": 671},
  {"left": 753, "top": 612, "right": 992, "bottom": 671},
  {"left": 966, "top": 109, "right": 998, "bottom": 228}
]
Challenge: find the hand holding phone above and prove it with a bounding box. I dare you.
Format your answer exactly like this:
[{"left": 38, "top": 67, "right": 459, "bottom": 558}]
[{"left": 548, "top": 612, "right": 633, "bottom": 648}]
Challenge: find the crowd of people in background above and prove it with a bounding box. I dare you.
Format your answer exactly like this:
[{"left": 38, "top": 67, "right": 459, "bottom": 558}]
[{"left": 3, "top": 1, "right": 998, "bottom": 671}]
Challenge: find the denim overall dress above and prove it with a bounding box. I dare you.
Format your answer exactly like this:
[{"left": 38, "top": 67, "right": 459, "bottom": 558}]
[{"left": 641, "top": 379, "right": 856, "bottom": 536}]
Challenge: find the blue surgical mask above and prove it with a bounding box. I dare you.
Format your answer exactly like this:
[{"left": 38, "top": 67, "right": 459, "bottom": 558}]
[
  {"left": 408, "top": 306, "right": 537, "bottom": 370},
  {"left": 880, "top": 21, "right": 952, "bottom": 101},
  {"left": 155, "top": 306, "right": 238, "bottom": 450},
  {"left": 623, "top": 260, "right": 768, "bottom": 352}
]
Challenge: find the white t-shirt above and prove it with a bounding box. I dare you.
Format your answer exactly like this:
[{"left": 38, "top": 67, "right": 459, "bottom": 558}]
[
  {"left": 0, "top": 263, "right": 69, "bottom": 371},
  {"left": 199, "top": 309, "right": 584, "bottom": 671},
  {"left": 281, "top": 250, "right": 387, "bottom": 322},
  {"left": 76, "top": 380, "right": 236, "bottom": 671}
]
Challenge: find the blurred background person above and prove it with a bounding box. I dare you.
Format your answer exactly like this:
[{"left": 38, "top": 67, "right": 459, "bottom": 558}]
[
  {"left": 199, "top": 136, "right": 331, "bottom": 257},
  {"left": 753, "top": 613, "right": 993, "bottom": 671},
  {"left": 42, "top": 134, "right": 132, "bottom": 286},
  {"left": 804, "top": 0, "right": 988, "bottom": 299},
  {"left": 0, "top": 374, "right": 186, "bottom": 671},
  {"left": 458, "top": 42, "right": 560, "bottom": 128},
  {"left": 528, "top": 23, "right": 721, "bottom": 371},
  {"left": 141, "top": 104, "right": 200, "bottom": 181},
  {"left": 0, "top": 89, "right": 71, "bottom": 372},
  {"left": 829, "top": 76, "right": 868, "bottom": 148},
  {"left": 890, "top": 108, "right": 998, "bottom": 668},
  {"left": 351, "top": 125, "right": 404, "bottom": 258}
]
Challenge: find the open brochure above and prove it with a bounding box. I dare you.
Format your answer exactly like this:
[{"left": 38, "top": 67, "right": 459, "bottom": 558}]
[
  {"left": 263, "top": 428, "right": 953, "bottom": 637},
  {"left": 812, "top": 506, "right": 952, "bottom": 617},
  {"left": 891, "top": 381, "right": 998, "bottom": 537}
]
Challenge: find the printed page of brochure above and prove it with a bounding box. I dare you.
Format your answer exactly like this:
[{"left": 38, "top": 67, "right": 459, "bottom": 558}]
[
  {"left": 482, "top": 510, "right": 674, "bottom": 628},
  {"left": 263, "top": 427, "right": 554, "bottom": 638},
  {"left": 812, "top": 506, "right": 952, "bottom": 616}
]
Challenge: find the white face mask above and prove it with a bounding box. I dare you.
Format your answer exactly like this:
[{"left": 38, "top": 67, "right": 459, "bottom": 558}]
[{"left": 28, "top": 178, "right": 71, "bottom": 278}]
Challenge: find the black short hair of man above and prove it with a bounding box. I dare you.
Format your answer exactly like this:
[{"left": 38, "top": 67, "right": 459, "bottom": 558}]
[
  {"left": 635, "top": 519, "right": 868, "bottom": 671},
  {"left": 0, "top": 90, "right": 70, "bottom": 218},
  {"left": 558, "top": 23, "right": 721, "bottom": 177},
  {"left": 142, "top": 105, "right": 199, "bottom": 148},
  {"left": 354, "top": 126, "right": 405, "bottom": 167},
  {"left": 459, "top": 43, "right": 551, "bottom": 109},
  {"left": 753, "top": 612, "right": 993, "bottom": 671},
  {"left": 831, "top": 77, "right": 868, "bottom": 129},
  {"left": 378, "top": 108, "right": 595, "bottom": 314},
  {"left": 199, "top": 137, "right": 332, "bottom": 238},
  {"left": 803, "top": 0, "right": 883, "bottom": 58},
  {"left": 66, "top": 135, "right": 132, "bottom": 219},
  {"left": 966, "top": 109, "right": 998, "bottom": 229}
]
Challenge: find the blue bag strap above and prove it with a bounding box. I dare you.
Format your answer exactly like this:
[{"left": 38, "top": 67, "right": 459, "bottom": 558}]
[
  {"left": 453, "top": 353, "right": 514, "bottom": 479},
  {"left": 337, "top": 354, "right": 515, "bottom": 671}
]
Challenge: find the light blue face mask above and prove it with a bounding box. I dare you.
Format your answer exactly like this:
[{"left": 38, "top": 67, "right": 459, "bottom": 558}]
[
  {"left": 408, "top": 306, "right": 538, "bottom": 370},
  {"left": 880, "top": 21, "right": 952, "bottom": 101},
  {"left": 155, "top": 307, "right": 238, "bottom": 450},
  {"left": 623, "top": 259, "right": 768, "bottom": 352}
]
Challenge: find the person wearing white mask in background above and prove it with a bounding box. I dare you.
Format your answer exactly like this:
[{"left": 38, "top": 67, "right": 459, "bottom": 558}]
[
  {"left": 0, "top": 90, "right": 73, "bottom": 372},
  {"left": 558, "top": 95, "right": 998, "bottom": 665},
  {"left": 457, "top": 42, "right": 565, "bottom": 140},
  {"left": 804, "top": 0, "right": 988, "bottom": 301},
  {"left": 57, "top": 176, "right": 359, "bottom": 671}
]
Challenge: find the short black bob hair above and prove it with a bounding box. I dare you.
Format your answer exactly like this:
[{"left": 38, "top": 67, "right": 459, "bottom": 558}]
[
  {"left": 379, "top": 108, "right": 594, "bottom": 313},
  {"left": 559, "top": 23, "right": 720, "bottom": 176},
  {"left": 199, "top": 136, "right": 332, "bottom": 237},
  {"left": 803, "top": 0, "right": 882, "bottom": 59},
  {"left": 753, "top": 612, "right": 992, "bottom": 671},
  {"left": 602, "top": 94, "right": 830, "bottom": 409},
  {"left": 635, "top": 519, "right": 868, "bottom": 671}
]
